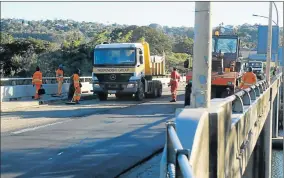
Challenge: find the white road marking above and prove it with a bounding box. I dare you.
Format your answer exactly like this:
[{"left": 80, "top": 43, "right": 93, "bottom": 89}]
[{"left": 11, "top": 121, "right": 67, "bottom": 135}]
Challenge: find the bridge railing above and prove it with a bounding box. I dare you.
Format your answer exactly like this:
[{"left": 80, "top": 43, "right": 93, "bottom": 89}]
[
  {"left": 165, "top": 121, "right": 194, "bottom": 178},
  {"left": 160, "top": 72, "right": 282, "bottom": 178}
]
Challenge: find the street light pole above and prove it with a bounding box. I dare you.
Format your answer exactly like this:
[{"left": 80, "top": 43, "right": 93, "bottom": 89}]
[
  {"left": 272, "top": 2, "right": 279, "bottom": 67},
  {"left": 253, "top": 2, "right": 279, "bottom": 66},
  {"left": 282, "top": 3, "right": 284, "bottom": 178},
  {"left": 266, "top": 2, "right": 273, "bottom": 85},
  {"left": 191, "top": 2, "right": 212, "bottom": 108},
  {"left": 264, "top": 3, "right": 273, "bottom": 178}
]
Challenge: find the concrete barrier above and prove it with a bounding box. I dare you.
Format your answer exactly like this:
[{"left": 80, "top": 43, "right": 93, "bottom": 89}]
[
  {"left": 0, "top": 83, "right": 92, "bottom": 102},
  {"left": 0, "top": 77, "right": 186, "bottom": 102}
]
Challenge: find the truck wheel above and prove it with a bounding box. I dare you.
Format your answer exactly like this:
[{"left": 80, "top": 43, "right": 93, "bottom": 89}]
[
  {"left": 152, "top": 88, "right": 158, "bottom": 98},
  {"left": 145, "top": 93, "right": 151, "bottom": 98},
  {"left": 157, "top": 86, "right": 162, "bottom": 97},
  {"left": 135, "top": 82, "right": 144, "bottom": 101},
  {"left": 98, "top": 93, "right": 108, "bottom": 101},
  {"left": 115, "top": 94, "right": 123, "bottom": 99}
]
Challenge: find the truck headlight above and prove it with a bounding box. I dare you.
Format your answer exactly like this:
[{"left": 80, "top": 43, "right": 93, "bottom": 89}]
[
  {"left": 94, "top": 84, "right": 100, "bottom": 88},
  {"left": 127, "top": 84, "right": 135, "bottom": 88}
]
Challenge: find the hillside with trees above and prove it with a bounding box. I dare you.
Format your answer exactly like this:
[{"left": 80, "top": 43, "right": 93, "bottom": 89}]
[{"left": 1, "top": 18, "right": 283, "bottom": 78}]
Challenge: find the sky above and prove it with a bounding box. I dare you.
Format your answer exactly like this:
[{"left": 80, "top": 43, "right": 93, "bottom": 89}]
[{"left": 1, "top": 1, "right": 283, "bottom": 27}]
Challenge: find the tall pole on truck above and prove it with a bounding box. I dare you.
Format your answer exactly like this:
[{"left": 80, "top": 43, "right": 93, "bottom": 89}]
[
  {"left": 266, "top": 2, "right": 273, "bottom": 85},
  {"left": 190, "top": 2, "right": 212, "bottom": 108}
]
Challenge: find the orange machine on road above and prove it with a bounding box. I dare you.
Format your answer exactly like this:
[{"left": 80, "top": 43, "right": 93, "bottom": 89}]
[{"left": 184, "top": 29, "right": 246, "bottom": 103}]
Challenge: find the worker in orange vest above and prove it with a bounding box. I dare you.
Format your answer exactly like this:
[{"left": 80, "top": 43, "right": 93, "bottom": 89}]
[
  {"left": 32, "top": 66, "right": 43, "bottom": 100},
  {"left": 56, "top": 64, "right": 64, "bottom": 96},
  {"left": 72, "top": 68, "right": 81, "bottom": 104},
  {"left": 240, "top": 67, "right": 257, "bottom": 89},
  {"left": 169, "top": 67, "right": 180, "bottom": 102}
]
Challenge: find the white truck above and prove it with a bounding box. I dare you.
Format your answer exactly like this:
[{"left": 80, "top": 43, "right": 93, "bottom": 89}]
[
  {"left": 92, "top": 41, "right": 166, "bottom": 101},
  {"left": 248, "top": 61, "right": 264, "bottom": 73}
]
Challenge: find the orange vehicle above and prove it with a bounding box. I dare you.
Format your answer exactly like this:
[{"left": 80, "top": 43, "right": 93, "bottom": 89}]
[{"left": 184, "top": 29, "right": 246, "bottom": 104}]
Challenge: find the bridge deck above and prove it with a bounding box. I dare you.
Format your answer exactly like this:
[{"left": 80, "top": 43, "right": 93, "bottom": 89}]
[{"left": 1, "top": 88, "right": 185, "bottom": 178}]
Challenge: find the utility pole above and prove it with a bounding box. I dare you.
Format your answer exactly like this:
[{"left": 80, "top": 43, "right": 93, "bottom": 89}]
[
  {"left": 266, "top": 2, "right": 273, "bottom": 85},
  {"left": 190, "top": 2, "right": 212, "bottom": 108},
  {"left": 282, "top": 2, "right": 284, "bottom": 178},
  {"left": 264, "top": 3, "right": 273, "bottom": 178}
]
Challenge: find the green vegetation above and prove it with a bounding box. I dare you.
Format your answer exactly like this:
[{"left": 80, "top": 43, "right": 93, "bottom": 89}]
[{"left": 1, "top": 19, "right": 283, "bottom": 78}]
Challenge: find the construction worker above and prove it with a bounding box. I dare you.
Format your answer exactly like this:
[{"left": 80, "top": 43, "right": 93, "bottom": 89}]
[
  {"left": 56, "top": 64, "right": 64, "bottom": 96},
  {"left": 32, "top": 66, "right": 43, "bottom": 100},
  {"left": 184, "top": 80, "right": 192, "bottom": 106},
  {"left": 240, "top": 67, "right": 257, "bottom": 89},
  {"left": 169, "top": 67, "right": 180, "bottom": 102},
  {"left": 72, "top": 68, "right": 81, "bottom": 104},
  {"left": 68, "top": 73, "right": 75, "bottom": 100}
]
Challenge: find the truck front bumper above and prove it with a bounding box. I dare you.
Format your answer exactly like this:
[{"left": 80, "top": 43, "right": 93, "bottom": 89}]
[{"left": 92, "top": 82, "right": 138, "bottom": 94}]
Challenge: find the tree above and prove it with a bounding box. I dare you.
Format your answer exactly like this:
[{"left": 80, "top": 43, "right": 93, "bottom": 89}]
[
  {"left": 131, "top": 26, "right": 172, "bottom": 55},
  {"left": 0, "top": 32, "right": 14, "bottom": 44},
  {"left": 172, "top": 37, "right": 193, "bottom": 54}
]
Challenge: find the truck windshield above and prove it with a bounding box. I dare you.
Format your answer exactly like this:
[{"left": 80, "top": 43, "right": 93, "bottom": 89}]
[
  {"left": 212, "top": 38, "right": 237, "bottom": 53},
  {"left": 94, "top": 48, "right": 136, "bottom": 66},
  {"left": 248, "top": 62, "right": 262, "bottom": 68}
]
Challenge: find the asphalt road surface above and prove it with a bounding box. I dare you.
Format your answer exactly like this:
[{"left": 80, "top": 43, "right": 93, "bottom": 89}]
[{"left": 1, "top": 90, "right": 185, "bottom": 178}]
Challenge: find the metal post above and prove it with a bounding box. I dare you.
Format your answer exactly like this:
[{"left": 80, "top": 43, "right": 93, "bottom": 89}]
[
  {"left": 266, "top": 2, "right": 273, "bottom": 85},
  {"left": 282, "top": 3, "right": 284, "bottom": 178},
  {"left": 191, "top": 2, "right": 212, "bottom": 108},
  {"left": 272, "top": 2, "right": 279, "bottom": 67},
  {"left": 263, "top": 4, "right": 273, "bottom": 178}
]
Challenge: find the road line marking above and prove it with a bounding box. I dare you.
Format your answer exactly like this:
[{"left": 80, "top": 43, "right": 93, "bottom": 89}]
[{"left": 11, "top": 121, "right": 67, "bottom": 135}]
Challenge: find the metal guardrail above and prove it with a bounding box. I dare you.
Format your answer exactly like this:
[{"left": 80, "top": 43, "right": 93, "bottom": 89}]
[
  {"left": 166, "top": 121, "right": 194, "bottom": 178},
  {"left": 0, "top": 76, "right": 92, "bottom": 86},
  {"left": 163, "top": 72, "right": 282, "bottom": 177}
]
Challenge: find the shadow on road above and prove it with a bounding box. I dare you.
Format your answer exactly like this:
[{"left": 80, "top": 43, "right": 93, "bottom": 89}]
[{"left": 1, "top": 94, "right": 184, "bottom": 120}]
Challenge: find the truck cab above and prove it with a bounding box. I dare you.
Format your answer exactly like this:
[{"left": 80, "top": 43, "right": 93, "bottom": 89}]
[
  {"left": 248, "top": 61, "right": 264, "bottom": 73},
  {"left": 247, "top": 61, "right": 264, "bottom": 80},
  {"left": 184, "top": 30, "right": 244, "bottom": 106},
  {"left": 92, "top": 42, "right": 163, "bottom": 101}
]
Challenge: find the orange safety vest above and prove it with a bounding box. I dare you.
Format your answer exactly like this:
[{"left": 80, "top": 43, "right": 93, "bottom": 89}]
[
  {"left": 241, "top": 72, "right": 257, "bottom": 88},
  {"left": 32, "top": 71, "right": 42, "bottom": 85},
  {"left": 73, "top": 74, "right": 80, "bottom": 88},
  {"left": 171, "top": 71, "right": 180, "bottom": 81},
  {"left": 56, "top": 69, "right": 64, "bottom": 82}
]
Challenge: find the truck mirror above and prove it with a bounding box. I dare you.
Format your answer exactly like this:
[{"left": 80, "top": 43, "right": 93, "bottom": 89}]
[
  {"left": 184, "top": 60, "right": 189, "bottom": 68},
  {"left": 139, "top": 56, "right": 143, "bottom": 64}
]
